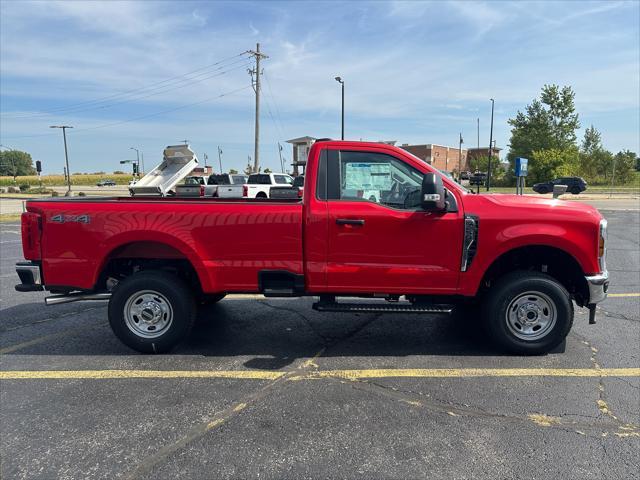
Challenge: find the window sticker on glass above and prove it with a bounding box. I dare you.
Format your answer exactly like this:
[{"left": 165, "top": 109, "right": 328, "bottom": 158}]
[{"left": 344, "top": 162, "right": 392, "bottom": 190}]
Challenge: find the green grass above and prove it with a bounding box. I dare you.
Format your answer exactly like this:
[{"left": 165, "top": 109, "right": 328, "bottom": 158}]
[{"left": 0, "top": 174, "right": 133, "bottom": 187}]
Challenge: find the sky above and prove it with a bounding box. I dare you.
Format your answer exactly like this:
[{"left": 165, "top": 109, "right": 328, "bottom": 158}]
[{"left": 1, "top": 0, "right": 638, "bottom": 175}]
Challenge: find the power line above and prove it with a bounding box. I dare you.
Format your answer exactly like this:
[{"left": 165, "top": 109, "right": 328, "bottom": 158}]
[
  {"left": 263, "top": 71, "right": 287, "bottom": 138},
  {"left": 1, "top": 85, "right": 253, "bottom": 140},
  {"left": 2, "top": 56, "right": 251, "bottom": 119}
]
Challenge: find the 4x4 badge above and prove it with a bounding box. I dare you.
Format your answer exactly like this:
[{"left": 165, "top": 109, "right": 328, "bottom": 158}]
[{"left": 51, "top": 214, "right": 90, "bottom": 224}]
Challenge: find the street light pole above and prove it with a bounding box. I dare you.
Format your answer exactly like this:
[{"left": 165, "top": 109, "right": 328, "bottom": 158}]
[
  {"left": 50, "top": 125, "right": 73, "bottom": 193},
  {"left": 486, "top": 99, "right": 494, "bottom": 191},
  {"left": 335, "top": 77, "right": 344, "bottom": 140}
]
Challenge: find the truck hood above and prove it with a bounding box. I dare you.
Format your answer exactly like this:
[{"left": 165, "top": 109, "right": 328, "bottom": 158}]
[{"left": 464, "top": 193, "right": 601, "bottom": 220}]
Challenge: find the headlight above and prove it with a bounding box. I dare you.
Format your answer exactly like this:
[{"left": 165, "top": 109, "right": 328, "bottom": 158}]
[{"left": 598, "top": 219, "right": 607, "bottom": 272}]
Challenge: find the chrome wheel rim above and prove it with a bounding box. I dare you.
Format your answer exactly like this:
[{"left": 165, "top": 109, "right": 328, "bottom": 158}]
[
  {"left": 124, "top": 290, "right": 173, "bottom": 339},
  {"left": 506, "top": 291, "right": 556, "bottom": 341}
]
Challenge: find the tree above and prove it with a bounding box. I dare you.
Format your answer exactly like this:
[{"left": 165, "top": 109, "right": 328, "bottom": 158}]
[
  {"left": 530, "top": 147, "right": 580, "bottom": 184},
  {"left": 579, "top": 125, "right": 604, "bottom": 180},
  {"left": 228, "top": 168, "right": 238, "bottom": 174},
  {"left": 0, "top": 150, "right": 36, "bottom": 180},
  {"left": 507, "top": 84, "right": 580, "bottom": 186},
  {"left": 263, "top": 168, "right": 272, "bottom": 174},
  {"left": 611, "top": 150, "right": 637, "bottom": 185},
  {"left": 581, "top": 125, "right": 602, "bottom": 155},
  {"left": 540, "top": 84, "right": 580, "bottom": 148}
]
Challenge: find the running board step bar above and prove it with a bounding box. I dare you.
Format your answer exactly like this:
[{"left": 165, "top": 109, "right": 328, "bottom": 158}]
[{"left": 312, "top": 302, "right": 453, "bottom": 314}]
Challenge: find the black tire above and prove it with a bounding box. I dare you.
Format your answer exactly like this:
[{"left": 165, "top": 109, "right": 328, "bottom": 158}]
[
  {"left": 570, "top": 186, "right": 581, "bottom": 195},
  {"left": 481, "top": 271, "right": 573, "bottom": 355},
  {"left": 256, "top": 192, "right": 268, "bottom": 199},
  {"left": 108, "top": 271, "right": 196, "bottom": 353}
]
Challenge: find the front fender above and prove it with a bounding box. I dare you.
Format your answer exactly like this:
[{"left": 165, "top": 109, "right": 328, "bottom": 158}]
[{"left": 459, "top": 222, "right": 598, "bottom": 296}]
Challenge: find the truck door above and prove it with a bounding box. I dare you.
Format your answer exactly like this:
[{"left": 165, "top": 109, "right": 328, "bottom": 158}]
[{"left": 324, "top": 148, "right": 463, "bottom": 294}]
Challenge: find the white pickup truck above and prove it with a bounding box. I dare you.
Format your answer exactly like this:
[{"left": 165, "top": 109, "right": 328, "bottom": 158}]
[
  {"left": 175, "top": 174, "right": 248, "bottom": 197},
  {"left": 209, "top": 174, "right": 248, "bottom": 198},
  {"left": 244, "top": 173, "right": 294, "bottom": 198}
]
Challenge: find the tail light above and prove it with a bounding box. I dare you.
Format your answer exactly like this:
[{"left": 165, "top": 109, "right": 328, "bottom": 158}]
[
  {"left": 297, "top": 188, "right": 303, "bottom": 198},
  {"left": 200, "top": 184, "right": 205, "bottom": 196},
  {"left": 21, "top": 212, "right": 42, "bottom": 260},
  {"left": 243, "top": 185, "right": 248, "bottom": 197}
]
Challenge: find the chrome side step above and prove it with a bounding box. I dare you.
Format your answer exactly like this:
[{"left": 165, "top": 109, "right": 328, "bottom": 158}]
[
  {"left": 45, "top": 292, "right": 112, "bottom": 306},
  {"left": 312, "top": 302, "right": 452, "bottom": 314}
]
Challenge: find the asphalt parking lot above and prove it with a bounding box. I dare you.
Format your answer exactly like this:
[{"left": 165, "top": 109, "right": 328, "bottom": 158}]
[{"left": 0, "top": 207, "right": 638, "bottom": 479}]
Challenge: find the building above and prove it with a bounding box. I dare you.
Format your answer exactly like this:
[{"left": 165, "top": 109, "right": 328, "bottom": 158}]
[
  {"left": 190, "top": 165, "right": 213, "bottom": 176},
  {"left": 400, "top": 144, "right": 469, "bottom": 173},
  {"left": 286, "top": 136, "right": 316, "bottom": 176}
]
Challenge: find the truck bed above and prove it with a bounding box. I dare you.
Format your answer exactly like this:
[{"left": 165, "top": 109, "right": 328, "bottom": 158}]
[{"left": 25, "top": 196, "right": 304, "bottom": 293}]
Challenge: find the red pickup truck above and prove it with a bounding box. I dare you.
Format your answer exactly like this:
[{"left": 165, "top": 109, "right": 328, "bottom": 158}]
[{"left": 16, "top": 140, "right": 609, "bottom": 355}]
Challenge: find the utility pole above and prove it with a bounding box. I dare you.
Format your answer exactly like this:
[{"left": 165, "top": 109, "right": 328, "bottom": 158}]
[
  {"left": 247, "top": 43, "right": 268, "bottom": 173},
  {"left": 476, "top": 117, "right": 480, "bottom": 173},
  {"left": 487, "top": 98, "right": 495, "bottom": 191},
  {"left": 140, "top": 152, "right": 144, "bottom": 175},
  {"left": 181, "top": 139, "right": 190, "bottom": 145},
  {"left": 458, "top": 133, "right": 464, "bottom": 180},
  {"left": 50, "top": 125, "right": 73, "bottom": 193},
  {"left": 217, "top": 146, "right": 223, "bottom": 173},
  {"left": 278, "top": 143, "right": 284, "bottom": 173}
]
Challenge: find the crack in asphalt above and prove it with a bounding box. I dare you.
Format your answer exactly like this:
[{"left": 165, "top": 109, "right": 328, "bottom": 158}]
[
  {"left": 0, "top": 305, "right": 105, "bottom": 333},
  {"left": 338, "top": 374, "right": 638, "bottom": 440},
  {"left": 123, "top": 305, "right": 387, "bottom": 478},
  {"left": 123, "top": 346, "right": 326, "bottom": 480}
]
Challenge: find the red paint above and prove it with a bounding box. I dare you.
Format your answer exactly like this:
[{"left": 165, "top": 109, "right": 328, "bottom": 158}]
[{"left": 21, "top": 141, "right": 604, "bottom": 297}]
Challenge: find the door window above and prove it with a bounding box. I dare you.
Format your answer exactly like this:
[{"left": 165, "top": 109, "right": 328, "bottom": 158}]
[
  {"left": 274, "top": 175, "right": 293, "bottom": 185},
  {"left": 338, "top": 151, "right": 423, "bottom": 209}
]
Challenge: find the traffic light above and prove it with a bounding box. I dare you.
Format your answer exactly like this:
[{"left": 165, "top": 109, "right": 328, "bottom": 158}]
[
  {"left": 35, "top": 160, "right": 42, "bottom": 173},
  {"left": 132, "top": 163, "right": 138, "bottom": 174}
]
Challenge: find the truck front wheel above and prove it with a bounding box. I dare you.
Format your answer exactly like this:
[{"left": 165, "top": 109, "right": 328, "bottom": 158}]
[
  {"left": 482, "top": 271, "right": 573, "bottom": 355},
  {"left": 108, "top": 271, "right": 196, "bottom": 353}
]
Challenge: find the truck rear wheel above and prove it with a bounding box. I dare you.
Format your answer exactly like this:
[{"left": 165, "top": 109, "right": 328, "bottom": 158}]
[
  {"left": 482, "top": 271, "right": 573, "bottom": 355},
  {"left": 108, "top": 271, "right": 196, "bottom": 353}
]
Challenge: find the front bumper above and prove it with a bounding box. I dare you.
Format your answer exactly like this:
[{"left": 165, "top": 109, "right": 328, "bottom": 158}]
[
  {"left": 585, "top": 270, "right": 609, "bottom": 304},
  {"left": 15, "top": 261, "right": 44, "bottom": 292}
]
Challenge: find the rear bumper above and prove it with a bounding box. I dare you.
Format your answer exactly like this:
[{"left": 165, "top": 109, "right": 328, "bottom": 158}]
[
  {"left": 15, "top": 261, "right": 44, "bottom": 292},
  {"left": 585, "top": 270, "right": 609, "bottom": 304}
]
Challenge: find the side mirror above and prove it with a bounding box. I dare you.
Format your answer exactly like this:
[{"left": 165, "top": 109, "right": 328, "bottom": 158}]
[{"left": 421, "top": 173, "right": 446, "bottom": 211}]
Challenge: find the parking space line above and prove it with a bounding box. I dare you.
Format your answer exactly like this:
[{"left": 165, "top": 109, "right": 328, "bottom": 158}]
[
  {"left": 607, "top": 293, "right": 640, "bottom": 297},
  {"left": 0, "top": 369, "right": 284, "bottom": 380},
  {"left": 299, "top": 368, "right": 640, "bottom": 380},
  {"left": 1, "top": 367, "right": 638, "bottom": 381}
]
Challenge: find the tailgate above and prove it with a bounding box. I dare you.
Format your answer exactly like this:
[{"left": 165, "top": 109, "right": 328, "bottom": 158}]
[{"left": 175, "top": 185, "right": 202, "bottom": 197}]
